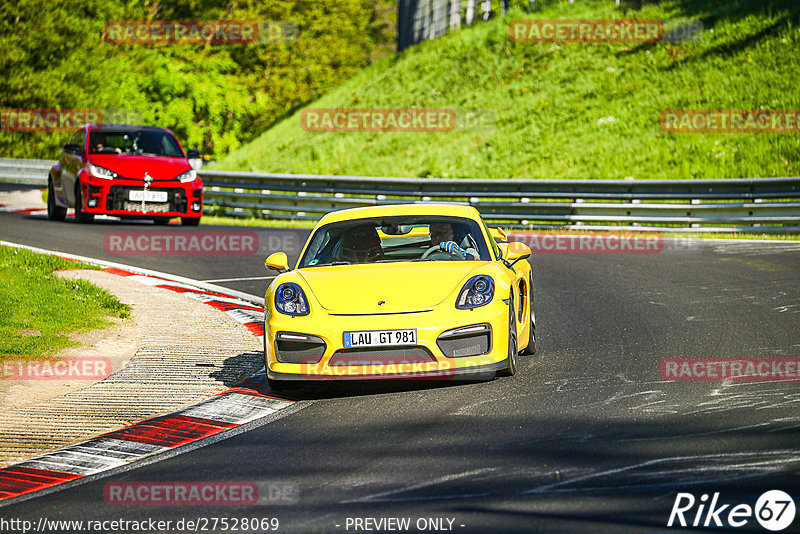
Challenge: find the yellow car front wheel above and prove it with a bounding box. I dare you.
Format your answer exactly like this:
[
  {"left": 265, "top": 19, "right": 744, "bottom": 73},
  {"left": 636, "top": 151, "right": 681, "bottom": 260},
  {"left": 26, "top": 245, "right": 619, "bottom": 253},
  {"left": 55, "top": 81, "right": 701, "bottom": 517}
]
[
  {"left": 499, "top": 292, "right": 517, "bottom": 377},
  {"left": 521, "top": 274, "right": 536, "bottom": 356}
]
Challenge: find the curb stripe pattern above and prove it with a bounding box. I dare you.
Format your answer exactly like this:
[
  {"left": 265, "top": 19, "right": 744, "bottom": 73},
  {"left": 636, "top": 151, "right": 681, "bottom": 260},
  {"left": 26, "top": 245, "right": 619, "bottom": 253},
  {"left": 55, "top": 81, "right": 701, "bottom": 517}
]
[
  {"left": 0, "top": 467, "right": 82, "bottom": 500},
  {"left": 0, "top": 202, "right": 48, "bottom": 218},
  {"left": 102, "top": 415, "right": 237, "bottom": 448},
  {"left": 0, "top": 260, "right": 287, "bottom": 504}
]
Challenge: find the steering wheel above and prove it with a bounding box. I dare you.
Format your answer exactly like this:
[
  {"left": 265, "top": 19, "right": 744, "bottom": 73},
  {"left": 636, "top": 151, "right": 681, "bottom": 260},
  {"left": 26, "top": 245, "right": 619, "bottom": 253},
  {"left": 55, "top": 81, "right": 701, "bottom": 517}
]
[{"left": 421, "top": 245, "right": 461, "bottom": 260}]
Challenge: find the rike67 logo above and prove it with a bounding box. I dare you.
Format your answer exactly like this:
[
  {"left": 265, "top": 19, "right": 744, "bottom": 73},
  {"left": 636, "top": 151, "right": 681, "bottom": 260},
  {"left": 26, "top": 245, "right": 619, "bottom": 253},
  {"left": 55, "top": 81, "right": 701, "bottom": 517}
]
[{"left": 668, "top": 490, "right": 796, "bottom": 531}]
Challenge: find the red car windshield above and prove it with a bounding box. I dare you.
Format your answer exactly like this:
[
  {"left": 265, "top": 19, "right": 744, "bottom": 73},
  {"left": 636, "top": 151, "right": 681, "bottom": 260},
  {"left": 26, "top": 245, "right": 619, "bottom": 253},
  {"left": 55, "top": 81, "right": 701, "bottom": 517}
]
[{"left": 89, "top": 130, "right": 183, "bottom": 157}]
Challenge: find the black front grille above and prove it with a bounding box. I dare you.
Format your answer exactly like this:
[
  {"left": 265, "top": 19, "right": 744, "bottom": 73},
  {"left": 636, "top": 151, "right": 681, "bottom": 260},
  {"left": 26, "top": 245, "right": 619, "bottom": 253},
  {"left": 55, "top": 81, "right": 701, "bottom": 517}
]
[
  {"left": 122, "top": 201, "right": 170, "bottom": 212},
  {"left": 329, "top": 346, "right": 435, "bottom": 366},
  {"left": 437, "top": 324, "right": 491, "bottom": 358},
  {"left": 275, "top": 333, "right": 326, "bottom": 364},
  {"left": 107, "top": 185, "right": 186, "bottom": 213}
]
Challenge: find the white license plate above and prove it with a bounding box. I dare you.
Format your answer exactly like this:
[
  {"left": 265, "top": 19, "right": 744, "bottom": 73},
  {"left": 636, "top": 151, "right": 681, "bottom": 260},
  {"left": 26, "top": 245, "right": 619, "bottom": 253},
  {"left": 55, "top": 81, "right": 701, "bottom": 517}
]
[
  {"left": 343, "top": 329, "right": 417, "bottom": 348},
  {"left": 129, "top": 190, "right": 168, "bottom": 202}
]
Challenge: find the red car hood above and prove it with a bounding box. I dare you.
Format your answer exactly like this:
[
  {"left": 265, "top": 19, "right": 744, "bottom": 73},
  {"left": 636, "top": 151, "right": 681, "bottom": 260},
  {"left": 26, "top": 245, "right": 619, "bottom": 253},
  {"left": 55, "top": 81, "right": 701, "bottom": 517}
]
[{"left": 88, "top": 155, "right": 190, "bottom": 181}]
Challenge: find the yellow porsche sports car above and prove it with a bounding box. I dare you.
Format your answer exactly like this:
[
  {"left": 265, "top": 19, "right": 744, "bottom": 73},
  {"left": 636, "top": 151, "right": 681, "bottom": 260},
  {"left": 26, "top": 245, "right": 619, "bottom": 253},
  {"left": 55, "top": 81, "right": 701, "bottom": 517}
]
[{"left": 263, "top": 204, "right": 535, "bottom": 385}]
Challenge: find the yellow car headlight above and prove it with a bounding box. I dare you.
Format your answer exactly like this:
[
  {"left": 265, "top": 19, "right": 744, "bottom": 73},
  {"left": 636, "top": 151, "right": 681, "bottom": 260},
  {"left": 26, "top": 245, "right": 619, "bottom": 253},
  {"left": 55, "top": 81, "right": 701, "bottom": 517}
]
[
  {"left": 275, "top": 283, "right": 309, "bottom": 316},
  {"left": 456, "top": 275, "right": 494, "bottom": 309}
]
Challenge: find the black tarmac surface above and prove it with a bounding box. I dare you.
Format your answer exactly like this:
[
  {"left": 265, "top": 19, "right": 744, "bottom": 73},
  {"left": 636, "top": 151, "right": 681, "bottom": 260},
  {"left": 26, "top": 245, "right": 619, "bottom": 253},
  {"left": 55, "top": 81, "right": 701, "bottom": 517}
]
[{"left": 2, "top": 210, "right": 799, "bottom": 533}]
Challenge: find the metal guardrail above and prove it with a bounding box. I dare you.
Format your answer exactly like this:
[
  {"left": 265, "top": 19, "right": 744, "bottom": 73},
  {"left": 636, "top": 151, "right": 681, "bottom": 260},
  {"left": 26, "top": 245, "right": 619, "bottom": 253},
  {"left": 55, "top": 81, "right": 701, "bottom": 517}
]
[
  {"left": 0, "top": 158, "right": 53, "bottom": 186},
  {"left": 199, "top": 169, "right": 800, "bottom": 233},
  {"left": 2, "top": 157, "right": 800, "bottom": 233}
]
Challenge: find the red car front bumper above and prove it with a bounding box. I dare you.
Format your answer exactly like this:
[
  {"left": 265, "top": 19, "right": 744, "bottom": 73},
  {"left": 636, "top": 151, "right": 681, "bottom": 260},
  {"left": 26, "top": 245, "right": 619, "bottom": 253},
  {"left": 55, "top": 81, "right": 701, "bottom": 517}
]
[{"left": 80, "top": 177, "right": 203, "bottom": 219}]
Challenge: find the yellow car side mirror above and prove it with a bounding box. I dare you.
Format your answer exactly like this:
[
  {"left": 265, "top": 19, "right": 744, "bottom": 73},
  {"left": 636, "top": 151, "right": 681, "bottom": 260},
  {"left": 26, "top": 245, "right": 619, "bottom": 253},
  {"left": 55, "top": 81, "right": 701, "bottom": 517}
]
[
  {"left": 503, "top": 242, "right": 532, "bottom": 268},
  {"left": 265, "top": 252, "right": 289, "bottom": 273}
]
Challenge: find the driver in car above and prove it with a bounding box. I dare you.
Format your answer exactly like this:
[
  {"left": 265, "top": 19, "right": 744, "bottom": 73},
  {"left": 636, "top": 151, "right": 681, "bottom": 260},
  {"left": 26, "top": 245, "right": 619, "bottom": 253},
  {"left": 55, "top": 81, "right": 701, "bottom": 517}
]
[
  {"left": 91, "top": 133, "right": 106, "bottom": 154},
  {"left": 429, "top": 222, "right": 479, "bottom": 260},
  {"left": 91, "top": 134, "right": 122, "bottom": 154},
  {"left": 337, "top": 224, "right": 385, "bottom": 263}
]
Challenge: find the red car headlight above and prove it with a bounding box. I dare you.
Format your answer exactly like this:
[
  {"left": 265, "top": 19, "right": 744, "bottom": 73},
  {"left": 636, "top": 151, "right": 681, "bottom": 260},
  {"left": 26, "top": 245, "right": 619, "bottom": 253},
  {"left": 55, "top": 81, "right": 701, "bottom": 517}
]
[
  {"left": 89, "top": 164, "right": 117, "bottom": 179},
  {"left": 176, "top": 169, "right": 197, "bottom": 183}
]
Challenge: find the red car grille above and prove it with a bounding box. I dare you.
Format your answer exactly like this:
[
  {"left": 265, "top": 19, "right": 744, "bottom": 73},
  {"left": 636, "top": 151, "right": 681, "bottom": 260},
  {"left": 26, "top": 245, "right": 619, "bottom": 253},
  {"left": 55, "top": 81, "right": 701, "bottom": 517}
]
[
  {"left": 122, "top": 201, "right": 171, "bottom": 213},
  {"left": 108, "top": 185, "right": 187, "bottom": 213}
]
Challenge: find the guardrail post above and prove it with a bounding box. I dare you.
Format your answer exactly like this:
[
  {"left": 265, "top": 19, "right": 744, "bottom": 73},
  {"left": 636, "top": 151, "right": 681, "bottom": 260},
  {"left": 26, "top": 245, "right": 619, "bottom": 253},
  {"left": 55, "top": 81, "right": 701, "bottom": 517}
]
[{"left": 450, "top": 0, "right": 461, "bottom": 29}]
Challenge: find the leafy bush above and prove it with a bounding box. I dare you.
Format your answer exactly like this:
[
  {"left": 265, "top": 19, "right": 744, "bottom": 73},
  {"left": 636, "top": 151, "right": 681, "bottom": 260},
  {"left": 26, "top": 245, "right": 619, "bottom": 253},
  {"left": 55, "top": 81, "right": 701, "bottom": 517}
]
[{"left": 0, "top": 0, "right": 395, "bottom": 159}]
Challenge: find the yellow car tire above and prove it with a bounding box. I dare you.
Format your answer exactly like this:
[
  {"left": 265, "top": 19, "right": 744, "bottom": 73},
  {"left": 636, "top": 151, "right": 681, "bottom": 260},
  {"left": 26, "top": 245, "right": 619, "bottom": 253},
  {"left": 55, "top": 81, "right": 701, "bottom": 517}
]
[
  {"left": 499, "top": 292, "right": 517, "bottom": 377},
  {"left": 521, "top": 274, "right": 536, "bottom": 356}
]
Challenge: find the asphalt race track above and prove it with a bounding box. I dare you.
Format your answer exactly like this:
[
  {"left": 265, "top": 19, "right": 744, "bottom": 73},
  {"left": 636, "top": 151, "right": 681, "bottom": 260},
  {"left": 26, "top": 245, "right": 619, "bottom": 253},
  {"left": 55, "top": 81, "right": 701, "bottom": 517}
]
[{"left": 2, "top": 209, "right": 800, "bottom": 533}]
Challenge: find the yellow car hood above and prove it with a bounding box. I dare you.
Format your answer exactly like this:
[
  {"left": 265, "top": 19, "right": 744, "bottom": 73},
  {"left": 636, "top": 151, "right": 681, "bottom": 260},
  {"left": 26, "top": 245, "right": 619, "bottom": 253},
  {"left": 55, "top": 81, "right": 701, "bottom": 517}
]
[{"left": 298, "top": 262, "right": 486, "bottom": 314}]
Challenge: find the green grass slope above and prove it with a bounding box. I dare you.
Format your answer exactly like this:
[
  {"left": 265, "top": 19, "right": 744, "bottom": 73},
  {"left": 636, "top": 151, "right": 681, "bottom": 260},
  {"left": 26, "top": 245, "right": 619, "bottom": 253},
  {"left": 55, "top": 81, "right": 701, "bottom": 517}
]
[
  {"left": 0, "top": 247, "right": 130, "bottom": 358},
  {"left": 216, "top": 0, "right": 800, "bottom": 179}
]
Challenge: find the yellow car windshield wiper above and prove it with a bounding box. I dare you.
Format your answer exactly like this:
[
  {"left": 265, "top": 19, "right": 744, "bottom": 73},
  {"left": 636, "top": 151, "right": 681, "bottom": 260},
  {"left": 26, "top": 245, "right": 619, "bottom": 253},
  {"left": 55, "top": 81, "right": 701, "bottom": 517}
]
[{"left": 311, "top": 261, "right": 351, "bottom": 267}]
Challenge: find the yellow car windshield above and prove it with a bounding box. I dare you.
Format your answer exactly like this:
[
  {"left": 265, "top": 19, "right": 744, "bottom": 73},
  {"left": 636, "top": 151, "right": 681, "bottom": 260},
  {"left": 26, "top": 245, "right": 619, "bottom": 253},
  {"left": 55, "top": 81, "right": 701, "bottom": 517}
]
[{"left": 299, "top": 216, "right": 491, "bottom": 267}]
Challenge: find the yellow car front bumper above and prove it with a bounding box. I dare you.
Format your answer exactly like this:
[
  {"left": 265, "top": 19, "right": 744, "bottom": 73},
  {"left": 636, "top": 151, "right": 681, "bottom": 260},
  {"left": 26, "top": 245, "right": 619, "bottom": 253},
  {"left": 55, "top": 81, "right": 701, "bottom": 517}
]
[{"left": 264, "top": 300, "right": 511, "bottom": 381}]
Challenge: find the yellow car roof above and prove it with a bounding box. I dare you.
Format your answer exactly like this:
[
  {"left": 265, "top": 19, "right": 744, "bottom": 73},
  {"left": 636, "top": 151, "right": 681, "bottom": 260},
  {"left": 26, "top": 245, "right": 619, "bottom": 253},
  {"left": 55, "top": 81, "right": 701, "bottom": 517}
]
[{"left": 317, "top": 203, "right": 481, "bottom": 225}]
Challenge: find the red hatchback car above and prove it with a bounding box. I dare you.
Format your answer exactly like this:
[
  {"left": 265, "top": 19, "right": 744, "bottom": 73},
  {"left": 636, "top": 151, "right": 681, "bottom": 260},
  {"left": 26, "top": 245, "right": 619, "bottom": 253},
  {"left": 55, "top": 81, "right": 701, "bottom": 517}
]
[{"left": 47, "top": 124, "right": 203, "bottom": 225}]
